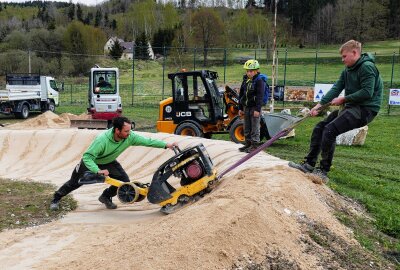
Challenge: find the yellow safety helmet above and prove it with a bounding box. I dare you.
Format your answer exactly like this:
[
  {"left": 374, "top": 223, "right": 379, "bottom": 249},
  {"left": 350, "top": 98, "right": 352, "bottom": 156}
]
[{"left": 243, "top": 59, "right": 260, "bottom": 70}]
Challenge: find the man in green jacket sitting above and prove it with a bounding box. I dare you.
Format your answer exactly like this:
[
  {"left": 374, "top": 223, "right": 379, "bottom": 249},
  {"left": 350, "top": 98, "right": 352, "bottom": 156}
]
[
  {"left": 50, "top": 116, "right": 178, "bottom": 210},
  {"left": 289, "top": 40, "right": 383, "bottom": 183}
]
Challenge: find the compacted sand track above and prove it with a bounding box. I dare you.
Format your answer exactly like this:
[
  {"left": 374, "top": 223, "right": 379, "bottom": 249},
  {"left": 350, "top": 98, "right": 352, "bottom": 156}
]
[{"left": 0, "top": 112, "right": 365, "bottom": 269}]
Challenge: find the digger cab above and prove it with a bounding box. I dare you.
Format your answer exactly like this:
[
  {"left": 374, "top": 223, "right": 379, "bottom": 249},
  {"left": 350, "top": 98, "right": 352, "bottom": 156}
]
[
  {"left": 88, "top": 67, "right": 122, "bottom": 121},
  {"left": 157, "top": 70, "right": 225, "bottom": 137},
  {"left": 170, "top": 70, "right": 224, "bottom": 123}
]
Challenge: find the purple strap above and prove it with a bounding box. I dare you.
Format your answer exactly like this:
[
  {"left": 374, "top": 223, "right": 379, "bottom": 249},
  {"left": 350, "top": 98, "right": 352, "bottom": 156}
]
[
  {"left": 217, "top": 103, "right": 331, "bottom": 180},
  {"left": 217, "top": 115, "right": 310, "bottom": 180}
]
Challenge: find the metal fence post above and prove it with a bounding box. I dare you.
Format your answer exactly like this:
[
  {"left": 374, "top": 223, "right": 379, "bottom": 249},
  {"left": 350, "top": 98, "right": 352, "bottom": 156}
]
[
  {"left": 162, "top": 46, "right": 166, "bottom": 100},
  {"left": 388, "top": 52, "right": 396, "bottom": 114},
  {"left": 390, "top": 52, "right": 395, "bottom": 88},
  {"left": 70, "top": 84, "right": 72, "bottom": 104},
  {"left": 314, "top": 49, "right": 318, "bottom": 85},
  {"left": 132, "top": 44, "right": 135, "bottom": 106},
  {"left": 224, "top": 48, "right": 227, "bottom": 84},
  {"left": 283, "top": 48, "right": 288, "bottom": 108},
  {"left": 193, "top": 47, "right": 197, "bottom": 70}
]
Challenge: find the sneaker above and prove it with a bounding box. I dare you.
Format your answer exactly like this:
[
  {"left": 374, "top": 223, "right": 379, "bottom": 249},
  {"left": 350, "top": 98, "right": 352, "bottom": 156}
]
[
  {"left": 311, "top": 168, "right": 329, "bottom": 184},
  {"left": 288, "top": 161, "right": 315, "bottom": 173},
  {"left": 98, "top": 194, "right": 117, "bottom": 209},
  {"left": 238, "top": 142, "right": 251, "bottom": 152},
  {"left": 50, "top": 200, "right": 60, "bottom": 211}
]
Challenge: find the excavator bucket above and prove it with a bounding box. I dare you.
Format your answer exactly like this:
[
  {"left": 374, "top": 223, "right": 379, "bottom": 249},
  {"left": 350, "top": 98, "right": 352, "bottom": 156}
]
[{"left": 70, "top": 119, "right": 109, "bottom": 129}]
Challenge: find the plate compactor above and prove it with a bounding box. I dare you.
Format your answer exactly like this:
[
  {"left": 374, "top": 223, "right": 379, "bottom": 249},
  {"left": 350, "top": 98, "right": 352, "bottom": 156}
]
[{"left": 79, "top": 143, "right": 217, "bottom": 214}]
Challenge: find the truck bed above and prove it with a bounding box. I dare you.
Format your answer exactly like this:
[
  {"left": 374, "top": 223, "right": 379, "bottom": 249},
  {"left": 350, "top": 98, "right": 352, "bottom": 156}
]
[{"left": 0, "top": 85, "right": 42, "bottom": 101}]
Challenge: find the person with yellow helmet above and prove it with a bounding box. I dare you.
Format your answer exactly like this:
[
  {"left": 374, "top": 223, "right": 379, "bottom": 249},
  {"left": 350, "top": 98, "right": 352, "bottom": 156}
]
[{"left": 238, "top": 59, "right": 266, "bottom": 153}]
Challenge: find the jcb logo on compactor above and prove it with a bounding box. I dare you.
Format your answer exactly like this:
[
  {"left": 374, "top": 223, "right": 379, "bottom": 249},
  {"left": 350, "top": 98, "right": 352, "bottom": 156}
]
[{"left": 176, "top": 111, "right": 192, "bottom": 117}]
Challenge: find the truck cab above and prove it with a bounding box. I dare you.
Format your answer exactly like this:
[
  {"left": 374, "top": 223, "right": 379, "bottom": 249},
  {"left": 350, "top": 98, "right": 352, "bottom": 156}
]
[{"left": 88, "top": 67, "right": 122, "bottom": 121}]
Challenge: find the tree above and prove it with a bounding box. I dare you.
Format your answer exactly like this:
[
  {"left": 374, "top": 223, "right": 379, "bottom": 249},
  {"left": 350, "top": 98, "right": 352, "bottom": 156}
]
[
  {"left": 104, "top": 12, "right": 109, "bottom": 27},
  {"left": 64, "top": 21, "right": 87, "bottom": 54},
  {"left": 0, "top": 50, "right": 29, "bottom": 74},
  {"left": 152, "top": 28, "right": 175, "bottom": 55},
  {"left": 111, "top": 19, "right": 117, "bottom": 30},
  {"left": 360, "top": 0, "right": 388, "bottom": 41},
  {"left": 179, "top": 0, "right": 186, "bottom": 9},
  {"left": 67, "top": 3, "right": 75, "bottom": 21},
  {"left": 332, "top": 0, "right": 360, "bottom": 42},
  {"left": 84, "top": 12, "right": 93, "bottom": 25},
  {"left": 191, "top": 8, "right": 225, "bottom": 66},
  {"left": 388, "top": 0, "right": 400, "bottom": 38},
  {"left": 253, "top": 13, "right": 272, "bottom": 48},
  {"left": 171, "top": 11, "right": 193, "bottom": 61},
  {"left": 228, "top": 10, "right": 249, "bottom": 45},
  {"left": 29, "top": 28, "right": 64, "bottom": 58},
  {"left": 76, "top": 4, "right": 83, "bottom": 22},
  {"left": 95, "top": 9, "right": 102, "bottom": 27},
  {"left": 245, "top": 0, "right": 257, "bottom": 9},
  {"left": 135, "top": 32, "right": 150, "bottom": 60},
  {"left": 311, "top": 4, "right": 335, "bottom": 44},
  {"left": 109, "top": 39, "right": 124, "bottom": 60},
  {"left": 4, "top": 30, "right": 30, "bottom": 51},
  {"left": 128, "top": 0, "right": 157, "bottom": 39},
  {"left": 63, "top": 21, "right": 89, "bottom": 74},
  {"left": 162, "top": 3, "right": 180, "bottom": 29}
]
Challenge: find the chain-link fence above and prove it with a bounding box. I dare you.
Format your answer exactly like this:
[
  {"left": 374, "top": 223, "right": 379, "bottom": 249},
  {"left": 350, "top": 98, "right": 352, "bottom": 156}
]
[{"left": 1, "top": 46, "right": 399, "bottom": 110}]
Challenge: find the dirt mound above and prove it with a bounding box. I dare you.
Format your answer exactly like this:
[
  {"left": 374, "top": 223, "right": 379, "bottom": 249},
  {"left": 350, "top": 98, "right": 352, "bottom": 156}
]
[
  {"left": 0, "top": 129, "right": 385, "bottom": 269},
  {"left": 6, "top": 111, "right": 90, "bottom": 129}
]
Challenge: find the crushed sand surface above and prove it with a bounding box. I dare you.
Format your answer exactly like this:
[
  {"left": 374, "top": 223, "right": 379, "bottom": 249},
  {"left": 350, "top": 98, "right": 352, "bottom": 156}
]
[
  {"left": 5, "top": 111, "right": 90, "bottom": 130},
  {"left": 0, "top": 113, "right": 371, "bottom": 269}
]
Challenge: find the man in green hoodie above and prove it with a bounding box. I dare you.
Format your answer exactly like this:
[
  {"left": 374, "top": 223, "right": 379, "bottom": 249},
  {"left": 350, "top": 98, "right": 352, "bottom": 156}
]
[
  {"left": 50, "top": 116, "right": 178, "bottom": 210},
  {"left": 289, "top": 40, "right": 383, "bottom": 183}
]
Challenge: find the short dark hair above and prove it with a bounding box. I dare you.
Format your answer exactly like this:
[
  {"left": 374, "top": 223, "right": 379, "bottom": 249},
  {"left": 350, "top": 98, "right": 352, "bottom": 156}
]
[
  {"left": 112, "top": 116, "right": 131, "bottom": 130},
  {"left": 99, "top": 76, "right": 104, "bottom": 81}
]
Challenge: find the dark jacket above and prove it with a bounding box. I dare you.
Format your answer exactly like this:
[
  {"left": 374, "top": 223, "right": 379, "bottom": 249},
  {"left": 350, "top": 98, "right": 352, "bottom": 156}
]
[
  {"left": 321, "top": 53, "right": 383, "bottom": 113},
  {"left": 239, "top": 73, "right": 265, "bottom": 112}
]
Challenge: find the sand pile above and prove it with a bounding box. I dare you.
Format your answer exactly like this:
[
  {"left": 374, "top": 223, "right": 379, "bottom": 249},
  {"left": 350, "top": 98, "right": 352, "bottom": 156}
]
[
  {"left": 6, "top": 111, "right": 90, "bottom": 130},
  {"left": 0, "top": 128, "right": 382, "bottom": 269}
]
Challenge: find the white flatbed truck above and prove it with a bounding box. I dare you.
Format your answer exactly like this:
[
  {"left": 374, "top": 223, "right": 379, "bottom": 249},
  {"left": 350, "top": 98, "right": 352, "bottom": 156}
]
[{"left": 0, "top": 74, "right": 60, "bottom": 119}]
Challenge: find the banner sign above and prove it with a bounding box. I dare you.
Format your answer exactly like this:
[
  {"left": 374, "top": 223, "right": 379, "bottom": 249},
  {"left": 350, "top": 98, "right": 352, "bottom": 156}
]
[
  {"left": 284, "top": 86, "right": 314, "bottom": 101},
  {"left": 389, "top": 89, "right": 400, "bottom": 105},
  {"left": 313, "top": 83, "right": 345, "bottom": 102}
]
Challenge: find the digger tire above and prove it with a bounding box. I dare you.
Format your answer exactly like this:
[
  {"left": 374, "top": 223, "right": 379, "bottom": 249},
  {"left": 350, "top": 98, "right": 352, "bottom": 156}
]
[
  {"left": 229, "top": 119, "right": 245, "bottom": 144},
  {"left": 175, "top": 122, "right": 204, "bottom": 137}
]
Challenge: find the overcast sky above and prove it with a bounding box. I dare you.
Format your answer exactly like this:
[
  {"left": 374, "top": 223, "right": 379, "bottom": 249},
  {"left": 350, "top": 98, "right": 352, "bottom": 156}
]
[{"left": 0, "top": 0, "right": 105, "bottom": 6}]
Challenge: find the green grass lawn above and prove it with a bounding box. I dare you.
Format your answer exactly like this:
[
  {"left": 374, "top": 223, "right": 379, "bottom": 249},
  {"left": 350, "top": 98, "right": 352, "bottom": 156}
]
[{"left": 0, "top": 178, "right": 77, "bottom": 231}]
